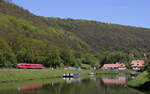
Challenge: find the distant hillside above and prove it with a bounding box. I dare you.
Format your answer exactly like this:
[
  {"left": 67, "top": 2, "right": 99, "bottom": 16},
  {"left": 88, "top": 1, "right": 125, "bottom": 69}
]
[
  {"left": 0, "top": 0, "right": 150, "bottom": 67},
  {"left": 46, "top": 18, "right": 150, "bottom": 52},
  {"left": 0, "top": 0, "right": 48, "bottom": 28}
]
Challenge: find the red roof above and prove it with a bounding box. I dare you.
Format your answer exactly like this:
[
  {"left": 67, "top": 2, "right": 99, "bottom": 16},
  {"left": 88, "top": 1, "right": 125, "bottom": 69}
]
[
  {"left": 131, "top": 60, "right": 144, "bottom": 67},
  {"left": 16, "top": 63, "right": 45, "bottom": 68},
  {"left": 103, "top": 63, "right": 125, "bottom": 68}
]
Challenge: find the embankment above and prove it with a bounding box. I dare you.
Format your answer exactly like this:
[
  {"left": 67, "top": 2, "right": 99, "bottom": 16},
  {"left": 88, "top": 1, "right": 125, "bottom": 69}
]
[{"left": 128, "top": 71, "right": 150, "bottom": 90}]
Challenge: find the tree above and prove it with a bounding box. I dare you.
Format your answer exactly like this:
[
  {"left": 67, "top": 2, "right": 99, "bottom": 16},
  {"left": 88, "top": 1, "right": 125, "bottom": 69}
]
[
  {"left": 144, "top": 59, "right": 150, "bottom": 72},
  {"left": 60, "top": 48, "right": 80, "bottom": 67},
  {"left": 46, "top": 46, "right": 63, "bottom": 68},
  {"left": 105, "top": 52, "right": 127, "bottom": 63},
  {"left": 14, "top": 38, "right": 48, "bottom": 64},
  {"left": 101, "top": 51, "right": 133, "bottom": 69},
  {"left": 81, "top": 53, "right": 99, "bottom": 67},
  {"left": 0, "top": 38, "right": 17, "bottom": 67},
  {"left": 60, "top": 48, "right": 73, "bottom": 66},
  {"left": 124, "top": 56, "right": 133, "bottom": 69}
]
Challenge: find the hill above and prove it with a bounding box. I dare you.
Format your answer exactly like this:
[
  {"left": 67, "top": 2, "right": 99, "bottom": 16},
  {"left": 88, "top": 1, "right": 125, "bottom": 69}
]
[
  {"left": 46, "top": 18, "right": 150, "bottom": 52},
  {"left": 0, "top": 0, "right": 150, "bottom": 67}
]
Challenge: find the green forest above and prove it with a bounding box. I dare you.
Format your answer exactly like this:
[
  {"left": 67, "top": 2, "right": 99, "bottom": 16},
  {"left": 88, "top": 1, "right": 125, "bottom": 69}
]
[{"left": 0, "top": 0, "right": 150, "bottom": 68}]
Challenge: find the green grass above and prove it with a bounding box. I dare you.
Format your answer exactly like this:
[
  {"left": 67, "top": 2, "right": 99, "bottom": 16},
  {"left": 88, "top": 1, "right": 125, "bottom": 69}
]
[
  {"left": 127, "top": 71, "right": 150, "bottom": 87},
  {"left": 0, "top": 69, "right": 91, "bottom": 82},
  {"left": 0, "top": 69, "right": 128, "bottom": 83},
  {"left": 0, "top": 78, "right": 63, "bottom": 90}
]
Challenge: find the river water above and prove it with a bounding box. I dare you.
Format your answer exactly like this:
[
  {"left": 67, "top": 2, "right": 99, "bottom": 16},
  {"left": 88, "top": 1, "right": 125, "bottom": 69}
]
[{"left": 0, "top": 75, "right": 149, "bottom": 94}]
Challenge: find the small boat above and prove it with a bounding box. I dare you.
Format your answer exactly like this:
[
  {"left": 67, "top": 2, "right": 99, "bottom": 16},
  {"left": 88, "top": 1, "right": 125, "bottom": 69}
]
[
  {"left": 130, "top": 72, "right": 141, "bottom": 77},
  {"left": 73, "top": 73, "right": 80, "bottom": 78},
  {"left": 63, "top": 73, "right": 80, "bottom": 78},
  {"left": 88, "top": 72, "right": 95, "bottom": 75}
]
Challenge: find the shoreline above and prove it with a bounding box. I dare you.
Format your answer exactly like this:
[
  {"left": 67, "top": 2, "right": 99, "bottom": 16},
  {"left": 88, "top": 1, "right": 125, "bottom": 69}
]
[{"left": 127, "top": 71, "right": 150, "bottom": 90}]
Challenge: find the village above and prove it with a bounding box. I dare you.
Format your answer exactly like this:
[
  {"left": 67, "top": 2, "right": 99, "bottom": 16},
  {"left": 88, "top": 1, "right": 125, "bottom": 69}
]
[
  {"left": 102, "top": 60, "right": 145, "bottom": 70},
  {"left": 63, "top": 59, "right": 145, "bottom": 71}
]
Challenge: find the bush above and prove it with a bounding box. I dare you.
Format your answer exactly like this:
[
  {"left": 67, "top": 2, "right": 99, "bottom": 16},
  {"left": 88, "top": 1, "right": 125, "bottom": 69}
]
[{"left": 145, "top": 59, "right": 150, "bottom": 72}]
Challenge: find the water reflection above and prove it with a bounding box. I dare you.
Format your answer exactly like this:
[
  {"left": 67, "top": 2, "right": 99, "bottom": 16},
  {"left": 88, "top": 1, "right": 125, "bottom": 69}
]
[
  {"left": 0, "top": 76, "right": 148, "bottom": 94},
  {"left": 63, "top": 77, "right": 81, "bottom": 83},
  {"left": 102, "top": 76, "right": 127, "bottom": 85},
  {"left": 18, "top": 84, "right": 43, "bottom": 92}
]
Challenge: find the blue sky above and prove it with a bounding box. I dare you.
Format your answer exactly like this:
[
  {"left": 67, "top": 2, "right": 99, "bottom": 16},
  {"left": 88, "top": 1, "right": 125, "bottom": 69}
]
[{"left": 13, "top": 0, "right": 150, "bottom": 28}]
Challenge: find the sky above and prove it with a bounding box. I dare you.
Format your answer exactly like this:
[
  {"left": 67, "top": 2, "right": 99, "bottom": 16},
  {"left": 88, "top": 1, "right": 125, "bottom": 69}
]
[{"left": 13, "top": 0, "right": 150, "bottom": 28}]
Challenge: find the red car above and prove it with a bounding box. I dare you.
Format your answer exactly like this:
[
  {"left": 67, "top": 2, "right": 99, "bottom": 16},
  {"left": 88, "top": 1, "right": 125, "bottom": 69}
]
[{"left": 16, "top": 63, "right": 45, "bottom": 69}]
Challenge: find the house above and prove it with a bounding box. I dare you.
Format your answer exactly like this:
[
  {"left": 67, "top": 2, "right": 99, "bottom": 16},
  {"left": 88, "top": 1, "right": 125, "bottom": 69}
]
[
  {"left": 102, "top": 60, "right": 145, "bottom": 70},
  {"left": 64, "top": 67, "right": 81, "bottom": 70},
  {"left": 102, "top": 63, "right": 126, "bottom": 70},
  {"left": 131, "top": 60, "right": 145, "bottom": 70}
]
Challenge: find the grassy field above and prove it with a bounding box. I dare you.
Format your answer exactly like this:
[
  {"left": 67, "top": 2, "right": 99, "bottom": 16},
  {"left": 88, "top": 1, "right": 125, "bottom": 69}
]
[
  {"left": 0, "top": 69, "right": 127, "bottom": 83},
  {"left": 127, "top": 71, "right": 150, "bottom": 89},
  {"left": 0, "top": 78, "right": 63, "bottom": 91},
  {"left": 0, "top": 69, "right": 89, "bottom": 82}
]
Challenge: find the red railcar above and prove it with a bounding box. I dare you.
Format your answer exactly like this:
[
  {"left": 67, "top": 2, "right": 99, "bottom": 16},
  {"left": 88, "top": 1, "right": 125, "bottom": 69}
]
[{"left": 16, "top": 63, "right": 45, "bottom": 69}]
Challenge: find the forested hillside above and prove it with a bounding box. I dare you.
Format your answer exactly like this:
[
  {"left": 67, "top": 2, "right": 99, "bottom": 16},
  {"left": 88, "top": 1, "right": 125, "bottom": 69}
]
[
  {"left": 46, "top": 18, "right": 150, "bottom": 52},
  {"left": 0, "top": 0, "right": 150, "bottom": 68}
]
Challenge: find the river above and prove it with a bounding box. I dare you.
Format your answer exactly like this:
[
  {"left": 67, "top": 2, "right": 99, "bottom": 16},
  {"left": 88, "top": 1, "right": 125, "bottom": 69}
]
[{"left": 0, "top": 74, "right": 149, "bottom": 94}]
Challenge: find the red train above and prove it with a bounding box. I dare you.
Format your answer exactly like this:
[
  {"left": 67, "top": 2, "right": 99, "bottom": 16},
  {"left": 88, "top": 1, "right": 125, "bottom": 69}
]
[{"left": 16, "top": 63, "right": 45, "bottom": 69}]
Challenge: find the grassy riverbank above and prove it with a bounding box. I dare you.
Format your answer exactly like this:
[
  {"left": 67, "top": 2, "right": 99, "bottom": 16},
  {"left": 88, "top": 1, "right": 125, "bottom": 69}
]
[
  {"left": 0, "top": 69, "right": 88, "bottom": 82},
  {"left": 0, "top": 78, "right": 63, "bottom": 91},
  {"left": 128, "top": 71, "right": 150, "bottom": 89},
  {"left": 0, "top": 69, "right": 127, "bottom": 83}
]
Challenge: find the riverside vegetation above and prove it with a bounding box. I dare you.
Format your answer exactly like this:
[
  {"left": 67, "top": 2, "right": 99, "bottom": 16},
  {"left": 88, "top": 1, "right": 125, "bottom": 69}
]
[
  {"left": 128, "top": 71, "right": 150, "bottom": 89},
  {"left": 128, "top": 60, "right": 150, "bottom": 89}
]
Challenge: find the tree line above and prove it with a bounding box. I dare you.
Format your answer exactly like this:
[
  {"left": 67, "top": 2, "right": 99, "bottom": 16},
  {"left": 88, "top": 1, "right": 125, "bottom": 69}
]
[{"left": 0, "top": 35, "right": 99, "bottom": 68}]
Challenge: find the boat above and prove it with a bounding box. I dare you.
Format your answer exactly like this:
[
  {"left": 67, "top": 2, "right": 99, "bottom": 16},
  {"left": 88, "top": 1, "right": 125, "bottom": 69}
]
[
  {"left": 130, "top": 72, "right": 141, "bottom": 77},
  {"left": 88, "top": 72, "right": 96, "bottom": 75},
  {"left": 63, "top": 73, "right": 80, "bottom": 78}
]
